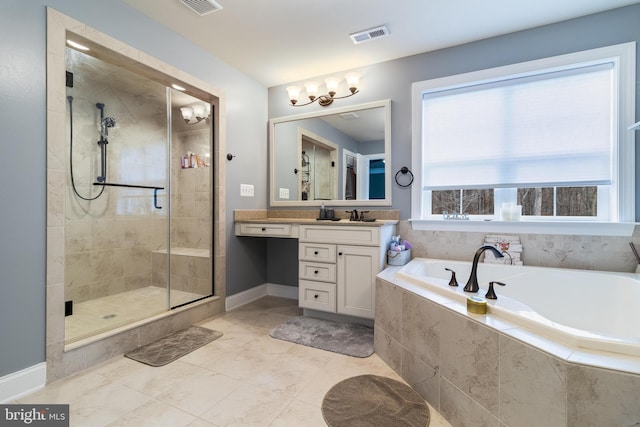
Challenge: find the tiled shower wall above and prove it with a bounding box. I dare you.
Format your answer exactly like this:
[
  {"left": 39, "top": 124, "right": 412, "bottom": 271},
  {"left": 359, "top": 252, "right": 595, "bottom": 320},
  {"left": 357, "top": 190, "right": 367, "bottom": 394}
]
[
  {"left": 64, "top": 49, "right": 212, "bottom": 304},
  {"left": 48, "top": 9, "right": 226, "bottom": 382},
  {"left": 171, "top": 128, "right": 211, "bottom": 250},
  {"left": 64, "top": 48, "right": 168, "bottom": 304}
]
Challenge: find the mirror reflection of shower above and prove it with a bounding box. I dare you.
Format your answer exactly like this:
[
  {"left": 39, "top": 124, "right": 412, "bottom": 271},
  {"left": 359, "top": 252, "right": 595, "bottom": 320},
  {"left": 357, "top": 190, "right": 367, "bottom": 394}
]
[
  {"left": 300, "top": 132, "right": 337, "bottom": 200},
  {"left": 301, "top": 150, "right": 310, "bottom": 200}
]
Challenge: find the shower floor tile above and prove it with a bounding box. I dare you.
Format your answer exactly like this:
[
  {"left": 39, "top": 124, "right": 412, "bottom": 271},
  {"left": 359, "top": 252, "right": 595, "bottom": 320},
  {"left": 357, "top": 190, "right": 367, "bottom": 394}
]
[{"left": 65, "top": 286, "right": 204, "bottom": 344}]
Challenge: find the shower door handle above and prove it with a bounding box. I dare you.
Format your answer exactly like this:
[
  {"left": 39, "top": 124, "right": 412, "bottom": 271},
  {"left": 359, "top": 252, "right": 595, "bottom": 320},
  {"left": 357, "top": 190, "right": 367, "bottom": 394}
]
[{"left": 154, "top": 188, "right": 162, "bottom": 209}]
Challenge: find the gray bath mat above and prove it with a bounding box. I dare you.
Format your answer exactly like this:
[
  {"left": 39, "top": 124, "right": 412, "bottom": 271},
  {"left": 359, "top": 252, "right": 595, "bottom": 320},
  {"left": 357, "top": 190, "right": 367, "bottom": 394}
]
[
  {"left": 125, "top": 326, "right": 223, "bottom": 367},
  {"left": 322, "top": 374, "right": 430, "bottom": 427},
  {"left": 270, "top": 316, "right": 373, "bottom": 358}
]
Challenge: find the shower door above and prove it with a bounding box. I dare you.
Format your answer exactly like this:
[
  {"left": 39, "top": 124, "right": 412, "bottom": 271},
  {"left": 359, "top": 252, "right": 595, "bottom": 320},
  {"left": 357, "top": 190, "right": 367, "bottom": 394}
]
[
  {"left": 64, "top": 45, "right": 212, "bottom": 344},
  {"left": 167, "top": 88, "right": 214, "bottom": 308}
]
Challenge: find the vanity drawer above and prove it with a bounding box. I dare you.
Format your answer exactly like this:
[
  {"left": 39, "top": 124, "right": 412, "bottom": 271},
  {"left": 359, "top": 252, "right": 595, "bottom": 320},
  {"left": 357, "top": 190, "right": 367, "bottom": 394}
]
[
  {"left": 299, "top": 261, "right": 336, "bottom": 283},
  {"left": 299, "top": 225, "right": 380, "bottom": 246},
  {"left": 299, "top": 242, "right": 336, "bottom": 263},
  {"left": 299, "top": 280, "right": 336, "bottom": 312},
  {"left": 236, "top": 223, "right": 294, "bottom": 237}
]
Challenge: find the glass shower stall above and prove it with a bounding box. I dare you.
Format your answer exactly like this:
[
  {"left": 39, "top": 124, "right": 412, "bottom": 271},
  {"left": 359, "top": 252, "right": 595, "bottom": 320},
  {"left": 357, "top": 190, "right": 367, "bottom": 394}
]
[{"left": 64, "top": 45, "right": 213, "bottom": 344}]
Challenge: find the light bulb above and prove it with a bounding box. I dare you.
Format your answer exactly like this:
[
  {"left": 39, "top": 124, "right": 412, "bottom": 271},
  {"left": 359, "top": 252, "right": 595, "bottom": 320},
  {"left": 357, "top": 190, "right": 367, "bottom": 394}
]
[
  {"left": 180, "top": 107, "right": 193, "bottom": 122},
  {"left": 324, "top": 77, "right": 340, "bottom": 97},
  {"left": 345, "top": 72, "right": 361, "bottom": 93},
  {"left": 304, "top": 81, "right": 319, "bottom": 100},
  {"left": 192, "top": 104, "right": 206, "bottom": 119},
  {"left": 286, "top": 86, "right": 301, "bottom": 105}
]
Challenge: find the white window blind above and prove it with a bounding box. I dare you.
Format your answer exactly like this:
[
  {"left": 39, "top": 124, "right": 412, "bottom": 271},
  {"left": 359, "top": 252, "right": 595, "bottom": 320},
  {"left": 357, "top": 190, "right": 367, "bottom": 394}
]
[{"left": 421, "top": 62, "right": 615, "bottom": 190}]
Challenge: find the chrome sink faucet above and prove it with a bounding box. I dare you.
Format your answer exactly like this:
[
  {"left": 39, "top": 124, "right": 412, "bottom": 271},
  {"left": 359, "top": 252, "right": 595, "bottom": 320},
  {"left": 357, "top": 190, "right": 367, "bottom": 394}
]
[{"left": 464, "top": 245, "right": 504, "bottom": 293}]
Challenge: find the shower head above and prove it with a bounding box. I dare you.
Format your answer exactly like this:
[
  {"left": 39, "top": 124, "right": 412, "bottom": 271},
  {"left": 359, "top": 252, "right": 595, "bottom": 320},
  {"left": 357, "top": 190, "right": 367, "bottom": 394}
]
[
  {"left": 101, "top": 117, "right": 116, "bottom": 138},
  {"left": 102, "top": 117, "right": 116, "bottom": 128}
]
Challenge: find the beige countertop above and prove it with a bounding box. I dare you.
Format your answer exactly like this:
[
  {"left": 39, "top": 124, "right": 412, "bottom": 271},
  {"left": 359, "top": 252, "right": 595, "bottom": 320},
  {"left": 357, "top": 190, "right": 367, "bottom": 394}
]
[
  {"left": 235, "top": 217, "right": 398, "bottom": 226},
  {"left": 234, "top": 209, "right": 399, "bottom": 226}
]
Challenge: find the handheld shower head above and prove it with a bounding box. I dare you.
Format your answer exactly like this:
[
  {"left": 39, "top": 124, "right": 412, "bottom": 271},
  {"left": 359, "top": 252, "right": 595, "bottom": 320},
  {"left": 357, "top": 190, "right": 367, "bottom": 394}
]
[
  {"left": 102, "top": 117, "right": 116, "bottom": 128},
  {"left": 101, "top": 117, "right": 116, "bottom": 137}
]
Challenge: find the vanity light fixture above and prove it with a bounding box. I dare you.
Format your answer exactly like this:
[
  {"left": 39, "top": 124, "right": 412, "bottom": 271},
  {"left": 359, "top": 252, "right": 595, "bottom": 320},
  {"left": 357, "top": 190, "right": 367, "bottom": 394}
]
[
  {"left": 180, "top": 102, "right": 210, "bottom": 124},
  {"left": 286, "top": 72, "right": 361, "bottom": 107}
]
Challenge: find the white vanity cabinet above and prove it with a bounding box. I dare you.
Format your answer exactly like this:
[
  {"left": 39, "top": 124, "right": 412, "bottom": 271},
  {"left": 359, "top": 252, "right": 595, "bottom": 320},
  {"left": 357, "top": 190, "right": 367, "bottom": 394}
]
[
  {"left": 298, "top": 224, "right": 394, "bottom": 319},
  {"left": 235, "top": 222, "right": 298, "bottom": 238}
]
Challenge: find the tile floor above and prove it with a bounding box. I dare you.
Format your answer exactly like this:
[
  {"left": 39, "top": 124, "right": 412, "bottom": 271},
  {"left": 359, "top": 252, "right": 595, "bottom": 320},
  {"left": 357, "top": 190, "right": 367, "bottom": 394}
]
[
  {"left": 21, "top": 296, "right": 452, "bottom": 426},
  {"left": 65, "top": 287, "right": 205, "bottom": 343}
]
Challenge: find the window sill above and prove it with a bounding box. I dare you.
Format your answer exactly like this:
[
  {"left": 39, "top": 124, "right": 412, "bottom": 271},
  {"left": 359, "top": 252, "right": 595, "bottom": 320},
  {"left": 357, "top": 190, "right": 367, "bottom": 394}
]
[{"left": 408, "top": 219, "right": 636, "bottom": 237}]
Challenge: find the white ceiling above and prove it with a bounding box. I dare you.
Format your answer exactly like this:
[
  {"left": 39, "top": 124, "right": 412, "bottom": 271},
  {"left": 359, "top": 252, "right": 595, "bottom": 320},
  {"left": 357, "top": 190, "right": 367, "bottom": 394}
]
[{"left": 123, "top": 0, "right": 640, "bottom": 88}]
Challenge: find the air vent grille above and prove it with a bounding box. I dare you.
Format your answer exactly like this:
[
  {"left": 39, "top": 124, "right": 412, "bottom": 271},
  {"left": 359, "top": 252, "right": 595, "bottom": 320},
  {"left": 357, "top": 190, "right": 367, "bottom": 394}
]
[
  {"left": 179, "top": 0, "right": 223, "bottom": 16},
  {"left": 349, "top": 25, "right": 390, "bottom": 44}
]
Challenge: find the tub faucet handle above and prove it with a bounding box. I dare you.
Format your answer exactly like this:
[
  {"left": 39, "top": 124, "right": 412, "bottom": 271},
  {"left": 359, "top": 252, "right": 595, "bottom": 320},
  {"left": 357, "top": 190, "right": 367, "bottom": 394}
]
[
  {"left": 485, "top": 281, "right": 506, "bottom": 300},
  {"left": 445, "top": 268, "right": 459, "bottom": 287}
]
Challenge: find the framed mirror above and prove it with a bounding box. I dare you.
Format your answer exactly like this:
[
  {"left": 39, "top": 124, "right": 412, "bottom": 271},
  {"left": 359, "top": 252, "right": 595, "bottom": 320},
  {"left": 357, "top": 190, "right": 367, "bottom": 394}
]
[{"left": 270, "top": 99, "right": 391, "bottom": 207}]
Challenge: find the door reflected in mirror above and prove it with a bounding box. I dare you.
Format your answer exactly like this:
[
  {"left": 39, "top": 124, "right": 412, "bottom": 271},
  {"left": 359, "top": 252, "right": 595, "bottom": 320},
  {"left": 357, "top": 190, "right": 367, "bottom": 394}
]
[{"left": 270, "top": 100, "right": 391, "bottom": 207}]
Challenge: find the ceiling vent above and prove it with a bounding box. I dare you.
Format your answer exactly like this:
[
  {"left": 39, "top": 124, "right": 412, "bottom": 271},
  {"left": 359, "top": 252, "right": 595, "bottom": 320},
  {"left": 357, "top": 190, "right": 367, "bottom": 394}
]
[
  {"left": 179, "top": 0, "right": 223, "bottom": 16},
  {"left": 349, "top": 25, "right": 390, "bottom": 44}
]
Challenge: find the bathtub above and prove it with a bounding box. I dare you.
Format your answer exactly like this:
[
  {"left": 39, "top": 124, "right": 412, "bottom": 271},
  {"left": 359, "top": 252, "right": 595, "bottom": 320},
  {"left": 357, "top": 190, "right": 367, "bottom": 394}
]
[{"left": 393, "top": 258, "right": 640, "bottom": 357}]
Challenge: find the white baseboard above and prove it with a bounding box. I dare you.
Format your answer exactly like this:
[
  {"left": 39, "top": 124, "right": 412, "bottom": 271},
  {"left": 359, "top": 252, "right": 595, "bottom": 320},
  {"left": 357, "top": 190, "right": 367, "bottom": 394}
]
[
  {"left": 266, "top": 283, "right": 298, "bottom": 300},
  {"left": 0, "top": 363, "right": 46, "bottom": 403},
  {"left": 226, "top": 283, "right": 298, "bottom": 311}
]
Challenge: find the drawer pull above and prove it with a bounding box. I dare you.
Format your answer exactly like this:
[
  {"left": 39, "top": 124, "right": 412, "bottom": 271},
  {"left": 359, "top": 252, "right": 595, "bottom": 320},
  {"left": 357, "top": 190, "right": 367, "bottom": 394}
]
[
  {"left": 314, "top": 251, "right": 319, "bottom": 255},
  {"left": 338, "top": 252, "right": 343, "bottom": 256},
  {"left": 261, "top": 227, "right": 266, "bottom": 231},
  {"left": 314, "top": 270, "right": 319, "bottom": 274},
  {"left": 314, "top": 294, "right": 319, "bottom": 299}
]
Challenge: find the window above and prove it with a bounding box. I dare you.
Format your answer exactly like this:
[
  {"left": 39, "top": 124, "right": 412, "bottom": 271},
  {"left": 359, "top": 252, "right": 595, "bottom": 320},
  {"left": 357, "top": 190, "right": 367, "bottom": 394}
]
[{"left": 411, "top": 43, "right": 636, "bottom": 224}]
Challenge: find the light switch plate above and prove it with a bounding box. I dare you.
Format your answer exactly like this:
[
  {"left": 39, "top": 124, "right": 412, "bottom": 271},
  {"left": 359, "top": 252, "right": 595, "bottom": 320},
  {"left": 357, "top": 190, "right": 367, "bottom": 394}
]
[
  {"left": 240, "top": 184, "right": 254, "bottom": 197},
  {"left": 279, "top": 188, "right": 289, "bottom": 199}
]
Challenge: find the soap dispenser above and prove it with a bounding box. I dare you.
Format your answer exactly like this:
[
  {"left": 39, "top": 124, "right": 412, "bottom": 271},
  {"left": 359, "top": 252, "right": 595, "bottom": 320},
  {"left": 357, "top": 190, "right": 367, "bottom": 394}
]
[{"left": 319, "top": 202, "right": 326, "bottom": 219}]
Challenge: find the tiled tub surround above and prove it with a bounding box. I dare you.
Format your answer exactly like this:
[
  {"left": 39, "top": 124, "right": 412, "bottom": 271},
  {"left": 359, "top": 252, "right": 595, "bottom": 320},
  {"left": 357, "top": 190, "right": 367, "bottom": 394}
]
[
  {"left": 375, "top": 267, "right": 640, "bottom": 427},
  {"left": 394, "top": 258, "right": 640, "bottom": 356},
  {"left": 397, "top": 221, "right": 640, "bottom": 273}
]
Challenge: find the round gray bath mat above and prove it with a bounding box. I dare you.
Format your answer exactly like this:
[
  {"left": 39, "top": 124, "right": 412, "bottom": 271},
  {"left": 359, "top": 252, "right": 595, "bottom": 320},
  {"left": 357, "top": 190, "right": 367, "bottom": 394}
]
[{"left": 322, "top": 374, "right": 430, "bottom": 427}]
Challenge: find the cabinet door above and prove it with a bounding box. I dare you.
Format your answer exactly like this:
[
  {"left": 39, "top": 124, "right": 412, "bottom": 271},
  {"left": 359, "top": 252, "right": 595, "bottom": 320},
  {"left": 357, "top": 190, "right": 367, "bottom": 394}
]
[{"left": 336, "top": 245, "right": 378, "bottom": 319}]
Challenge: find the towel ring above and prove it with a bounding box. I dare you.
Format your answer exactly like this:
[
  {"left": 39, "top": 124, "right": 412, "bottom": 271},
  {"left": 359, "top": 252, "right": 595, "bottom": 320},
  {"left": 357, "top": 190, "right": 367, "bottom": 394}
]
[{"left": 395, "top": 166, "right": 414, "bottom": 188}]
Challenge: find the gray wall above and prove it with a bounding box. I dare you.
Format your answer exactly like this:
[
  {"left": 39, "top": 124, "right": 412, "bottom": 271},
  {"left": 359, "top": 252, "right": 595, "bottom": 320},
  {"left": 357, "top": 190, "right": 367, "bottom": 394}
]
[
  {"left": 2, "top": 0, "right": 639, "bottom": 383},
  {"left": 268, "top": 4, "right": 640, "bottom": 220},
  {"left": 0, "top": 0, "right": 267, "bottom": 378}
]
